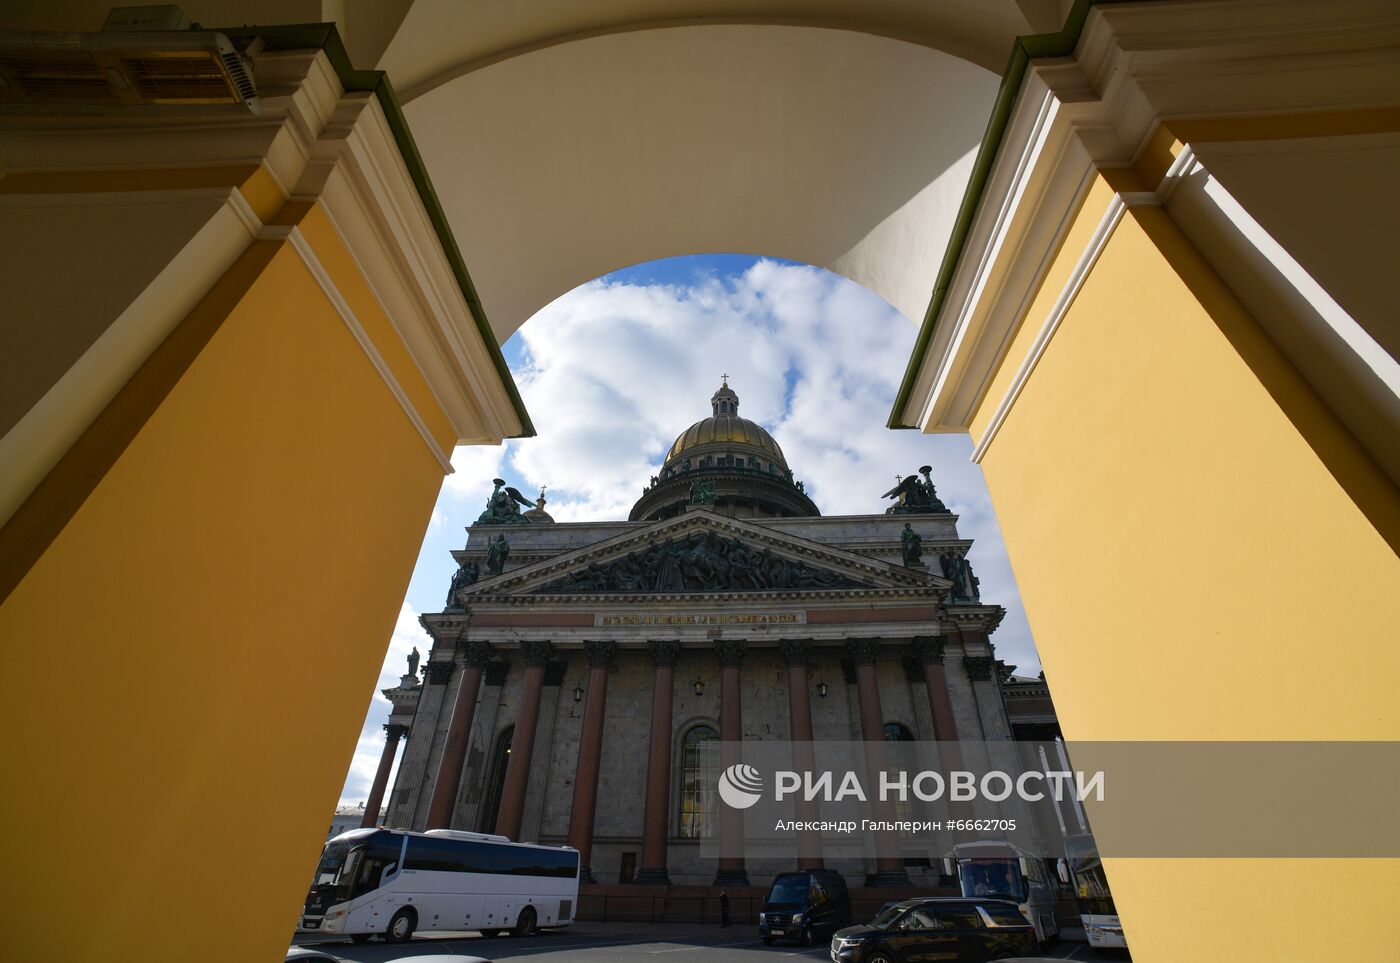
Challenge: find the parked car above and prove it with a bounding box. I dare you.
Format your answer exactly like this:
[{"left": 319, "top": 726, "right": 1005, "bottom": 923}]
[
  {"left": 829, "top": 897, "right": 1037, "bottom": 962},
  {"left": 286, "top": 947, "right": 491, "bottom": 963},
  {"left": 759, "top": 869, "right": 852, "bottom": 946}
]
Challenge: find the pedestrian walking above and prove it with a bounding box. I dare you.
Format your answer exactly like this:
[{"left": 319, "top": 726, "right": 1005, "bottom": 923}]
[{"left": 720, "top": 889, "right": 731, "bottom": 928}]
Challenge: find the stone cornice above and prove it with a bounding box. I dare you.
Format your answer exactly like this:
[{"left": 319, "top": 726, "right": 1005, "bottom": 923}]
[
  {"left": 458, "top": 510, "right": 944, "bottom": 600},
  {"left": 461, "top": 586, "right": 942, "bottom": 607}
]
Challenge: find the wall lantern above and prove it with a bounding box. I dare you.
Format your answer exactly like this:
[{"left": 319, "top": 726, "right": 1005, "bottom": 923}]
[
  {"left": 572, "top": 684, "right": 584, "bottom": 703},
  {"left": 693, "top": 678, "right": 706, "bottom": 697},
  {"left": 816, "top": 680, "right": 829, "bottom": 699}
]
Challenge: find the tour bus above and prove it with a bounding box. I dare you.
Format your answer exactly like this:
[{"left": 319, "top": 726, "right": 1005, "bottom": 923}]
[
  {"left": 300, "top": 828, "right": 579, "bottom": 943},
  {"left": 1061, "top": 833, "right": 1126, "bottom": 952},
  {"left": 948, "top": 841, "right": 1058, "bottom": 946}
]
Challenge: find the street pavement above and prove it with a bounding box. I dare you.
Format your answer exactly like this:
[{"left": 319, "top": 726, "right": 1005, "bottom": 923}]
[{"left": 291, "top": 921, "right": 1109, "bottom": 961}]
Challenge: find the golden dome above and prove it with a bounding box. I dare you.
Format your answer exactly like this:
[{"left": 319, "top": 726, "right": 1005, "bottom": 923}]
[
  {"left": 664, "top": 415, "right": 788, "bottom": 466},
  {"left": 662, "top": 380, "right": 789, "bottom": 468}
]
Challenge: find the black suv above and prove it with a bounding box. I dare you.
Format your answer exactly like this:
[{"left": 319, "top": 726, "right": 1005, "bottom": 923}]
[
  {"left": 829, "top": 897, "right": 1037, "bottom": 962},
  {"left": 759, "top": 870, "right": 852, "bottom": 946}
]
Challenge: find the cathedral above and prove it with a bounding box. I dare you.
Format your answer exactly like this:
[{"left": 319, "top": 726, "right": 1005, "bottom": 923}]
[{"left": 373, "top": 380, "right": 1021, "bottom": 889}]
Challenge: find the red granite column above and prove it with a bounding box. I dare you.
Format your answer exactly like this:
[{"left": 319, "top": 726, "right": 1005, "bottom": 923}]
[
  {"left": 780, "top": 639, "right": 824, "bottom": 870},
  {"left": 425, "top": 641, "right": 494, "bottom": 829},
  {"left": 567, "top": 640, "right": 615, "bottom": 883},
  {"left": 847, "top": 638, "right": 910, "bottom": 886},
  {"left": 909, "top": 635, "right": 972, "bottom": 822},
  {"left": 637, "top": 640, "right": 681, "bottom": 885},
  {"left": 714, "top": 638, "right": 749, "bottom": 886},
  {"left": 495, "top": 640, "right": 554, "bottom": 840},
  {"left": 361, "top": 723, "right": 408, "bottom": 828},
  {"left": 910, "top": 636, "right": 960, "bottom": 741}
]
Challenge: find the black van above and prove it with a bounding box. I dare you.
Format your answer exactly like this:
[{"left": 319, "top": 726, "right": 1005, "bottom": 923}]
[{"left": 758, "top": 870, "right": 852, "bottom": 946}]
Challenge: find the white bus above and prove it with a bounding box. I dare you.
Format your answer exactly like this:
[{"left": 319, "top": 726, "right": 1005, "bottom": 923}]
[
  {"left": 1061, "top": 833, "right": 1126, "bottom": 952},
  {"left": 949, "top": 841, "right": 1059, "bottom": 946},
  {"left": 299, "top": 828, "right": 579, "bottom": 943}
]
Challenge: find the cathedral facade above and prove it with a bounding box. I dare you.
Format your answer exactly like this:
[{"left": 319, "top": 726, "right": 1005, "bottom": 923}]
[{"left": 378, "top": 381, "right": 1017, "bottom": 888}]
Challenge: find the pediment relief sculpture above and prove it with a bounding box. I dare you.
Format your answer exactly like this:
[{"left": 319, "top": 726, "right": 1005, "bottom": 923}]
[{"left": 531, "top": 531, "right": 868, "bottom": 595}]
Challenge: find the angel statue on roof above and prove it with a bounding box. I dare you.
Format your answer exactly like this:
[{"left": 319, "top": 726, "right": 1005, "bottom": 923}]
[{"left": 476, "top": 477, "right": 535, "bottom": 525}]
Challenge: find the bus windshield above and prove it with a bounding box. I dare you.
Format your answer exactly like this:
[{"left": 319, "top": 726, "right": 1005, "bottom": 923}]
[
  {"left": 313, "top": 838, "right": 354, "bottom": 888},
  {"left": 958, "top": 858, "right": 1025, "bottom": 902}
]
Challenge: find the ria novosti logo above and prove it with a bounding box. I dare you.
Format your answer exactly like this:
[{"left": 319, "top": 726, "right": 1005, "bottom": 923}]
[{"left": 717, "top": 763, "right": 764, "bottom": 809}]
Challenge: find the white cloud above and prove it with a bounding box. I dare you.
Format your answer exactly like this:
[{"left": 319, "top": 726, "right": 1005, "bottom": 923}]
[{"left": 338, "top": 258, "right": 1044, "bottom": 806}]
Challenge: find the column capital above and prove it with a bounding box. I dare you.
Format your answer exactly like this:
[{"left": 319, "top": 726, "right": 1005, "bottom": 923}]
[
  {"left": 584, "top": 640, "right": 616, "bottom": 668},
  {"left": 383, "top": 723, "right": 409, "bottom": 741},
  {"left": 648, "top": 639, "right": 682, "bottom": 667},
  {"left": 521, "top": 640, "right": 555, "bottom": 667},
  {"left": 779, "top": 638, "right": 813, "bottom": 666},
  {"left": 424, "top": 660, "right": 454, "bottom": 685},
  {"left": 963, "top": 655, "right": 995, "bottom": 682},
  {"left": 715, "top": 638, "right": 748, "bottom": 667},
  {"left": 845, "top": 637, "right": 881, "bottom": 666},
  {"left": 902, "top": 655, "right": 924, "bottom": 683},
  {"left": 543, "top": 661, "right": 568, "bottom": 686},
  {"left": 484, "top": 661, "right": 510, "bottom": 686},
  {"left": 908, "top": 635, "right": 947, "bottom": 665},
  {"left": 461, "top": 640, "right": 495, "bottom": 668}
]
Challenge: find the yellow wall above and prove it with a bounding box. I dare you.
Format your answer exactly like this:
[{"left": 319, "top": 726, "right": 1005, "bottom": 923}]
[
  {"left": 0, "top": 226, "right": 447, "bottom": 960},
  {"left": 971, "top": 179, "right": 1400, "bottom": 959}
]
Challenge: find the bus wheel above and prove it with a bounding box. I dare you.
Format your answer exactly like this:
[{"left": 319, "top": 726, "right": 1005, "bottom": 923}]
[
  {"left": 513, "top": 906, "right": 537, "bottom": 937},
  {"left": 385, "top": 908, "right": 416, "bottom": 944}
]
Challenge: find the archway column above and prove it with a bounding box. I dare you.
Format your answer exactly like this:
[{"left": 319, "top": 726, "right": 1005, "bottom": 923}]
[
  {"left": 568, "top": 640, "right": 615, "bottom": 883},
  {"left": 637, "top": 640, "right": 680, "bottom": 885},
  {"left": 425, "top": 640, "right": 495, "bottom": 828},
  {"left": 495, "top": 640, "right": 554, "bottom": 839},
  {"left": 361, "top": 723, "right": 409, "bottom": 828}
]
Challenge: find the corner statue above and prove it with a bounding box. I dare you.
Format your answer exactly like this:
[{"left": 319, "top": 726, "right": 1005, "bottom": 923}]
[
  {"left": 406, "top": 646, "right": 420, "bottom": 679},
  {"left": 882, "top": 465, "right": 949, "bottom": 515},
  {"left": 486, "top": 533, "right": 510, "bottom": 576},
  {"left": 900, "top": 523, "right": 924, "bottom": 567},
  {"left": 476, "top": 477, "right": 535, "bottom": 525},
  {"left": 445, "top": 559, "right": 479, "bottom": 607}
]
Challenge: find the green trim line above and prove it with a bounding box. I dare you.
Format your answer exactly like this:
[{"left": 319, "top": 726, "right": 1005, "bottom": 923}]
[
  {"left": 887, "top": 0, "right": 1130, "bottom": 430},
  {"left": 223, "top": 23, "right": 535, "bottom": 439}
]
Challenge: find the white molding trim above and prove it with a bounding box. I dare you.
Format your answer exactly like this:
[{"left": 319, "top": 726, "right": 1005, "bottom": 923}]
[
  {"left": 0, "top": 188, "right": 256, "bottom": 528},
  {"left": 280, "top": 227, "right": 456, "bottom": 474},
  {"left": 901, "top": 0, "right": 1400, "bottom": 435},
  {"left": 970, "top": 193, "right": 1128, "bottom": 464},
  {"left": 919, "top": 86, "right": 1063, "bottom": 430}
]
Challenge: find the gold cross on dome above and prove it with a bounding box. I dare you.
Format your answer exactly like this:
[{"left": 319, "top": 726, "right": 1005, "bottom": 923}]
[{"left": 721, "top": 372, "right": 729, "bottom": 386}]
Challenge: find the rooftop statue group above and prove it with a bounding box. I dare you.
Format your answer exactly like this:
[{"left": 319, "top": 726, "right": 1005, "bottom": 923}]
[
  {"left": 476, "top": 477, "right": 536, "bottom": 525},
  {"left": 883, "top": 466, "right": 949, "bottom": 515},
  {"left": 536, "top": 531, "right": 862, "bottom": 595}
]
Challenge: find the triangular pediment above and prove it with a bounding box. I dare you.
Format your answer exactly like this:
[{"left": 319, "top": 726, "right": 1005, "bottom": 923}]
[{"left": 456, "top": 510, "right": 944, "bottom": 601}]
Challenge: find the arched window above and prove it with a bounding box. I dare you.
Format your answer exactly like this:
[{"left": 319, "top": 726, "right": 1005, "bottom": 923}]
[
  {"left": 884, "top": 722, "right": 914, "bottom": 742},
  {"left": 678, "top": 724, "right": 719, "bottom": 839}
]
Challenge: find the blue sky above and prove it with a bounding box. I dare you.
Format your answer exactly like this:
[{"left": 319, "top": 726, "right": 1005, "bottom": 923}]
[{"left": 337, "top": 254, "right": 1039, "bottom": 807}]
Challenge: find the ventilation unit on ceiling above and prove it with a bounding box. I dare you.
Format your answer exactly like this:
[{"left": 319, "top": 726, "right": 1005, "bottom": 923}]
[{"left": 0, "top": 26, "right": 259, "bottom": 113}]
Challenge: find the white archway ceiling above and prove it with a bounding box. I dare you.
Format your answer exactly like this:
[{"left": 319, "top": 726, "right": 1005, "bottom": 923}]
[
  {"left": 7, "top": 1, "right": 1050, "bottom": 336},
  {"left": 404, "top": 24, "right": 1000, "bottom": 339}
]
